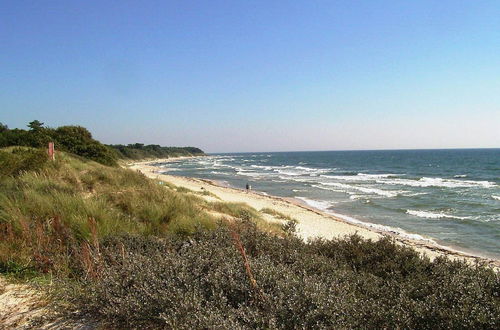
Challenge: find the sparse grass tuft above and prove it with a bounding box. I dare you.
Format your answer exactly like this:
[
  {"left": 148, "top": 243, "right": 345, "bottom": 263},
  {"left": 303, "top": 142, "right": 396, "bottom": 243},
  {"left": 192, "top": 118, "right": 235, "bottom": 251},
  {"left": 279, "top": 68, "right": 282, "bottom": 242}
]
[
  {"left": 210, "top": 202, "right": 261, "bottom": 219},
  {"left": 195, "top": 189, "right": 221, "bottom": 199},
  {"left": 260, "top": 207, "right": 295, "bottom": 221}
]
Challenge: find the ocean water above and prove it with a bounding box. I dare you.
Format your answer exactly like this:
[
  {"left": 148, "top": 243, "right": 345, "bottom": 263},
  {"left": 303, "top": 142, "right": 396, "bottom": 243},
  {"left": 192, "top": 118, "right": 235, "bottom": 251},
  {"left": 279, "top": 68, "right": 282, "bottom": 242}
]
[{"left": 155, "top": 149, "right": 500, "bottom": 259}]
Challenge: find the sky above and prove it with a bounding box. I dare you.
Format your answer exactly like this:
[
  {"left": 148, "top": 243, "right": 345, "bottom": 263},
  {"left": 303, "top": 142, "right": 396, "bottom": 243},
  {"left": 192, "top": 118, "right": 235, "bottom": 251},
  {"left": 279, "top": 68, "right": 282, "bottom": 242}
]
[{"left": 1, "top": 1, "right": 499, "bottom": 153}]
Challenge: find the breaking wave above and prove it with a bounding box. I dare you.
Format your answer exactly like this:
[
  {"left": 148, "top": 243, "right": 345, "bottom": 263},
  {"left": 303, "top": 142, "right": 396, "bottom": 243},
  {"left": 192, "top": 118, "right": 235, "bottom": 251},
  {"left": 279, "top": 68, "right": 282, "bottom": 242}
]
[
  {"left": 319, "top": 182, "right": 403, "bottom": 198},
  {"left": 377, "top": 177, "right": 496, "bottom": 188},
  {"left": 406, "top": 210, "right": 470, "bottom": 220},
  {"left": 296, "top": 197, "right": 335, "bottom": 210}
]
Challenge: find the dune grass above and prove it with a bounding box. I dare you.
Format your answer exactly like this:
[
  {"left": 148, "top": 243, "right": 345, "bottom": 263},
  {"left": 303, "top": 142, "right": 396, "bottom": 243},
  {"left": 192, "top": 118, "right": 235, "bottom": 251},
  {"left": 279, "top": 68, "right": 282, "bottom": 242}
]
[{"left": 0, "top": 150, "right": 242, "bottom": 277}]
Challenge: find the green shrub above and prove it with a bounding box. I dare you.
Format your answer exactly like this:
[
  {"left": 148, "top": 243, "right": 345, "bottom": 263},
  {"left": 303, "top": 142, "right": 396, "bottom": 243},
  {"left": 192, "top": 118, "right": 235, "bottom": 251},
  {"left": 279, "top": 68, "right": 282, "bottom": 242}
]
[
  {"left": 0, "top": 147, "right": 48, "bottom": 177},
  {"left": 0, "top": 121, "right": 118, "bottom": 166},
  {"left": 54, "top": 126, "right": 117, "bottom": 166},
  {"left": 57, "top": 223, "right": 500, "bottom": 329}
]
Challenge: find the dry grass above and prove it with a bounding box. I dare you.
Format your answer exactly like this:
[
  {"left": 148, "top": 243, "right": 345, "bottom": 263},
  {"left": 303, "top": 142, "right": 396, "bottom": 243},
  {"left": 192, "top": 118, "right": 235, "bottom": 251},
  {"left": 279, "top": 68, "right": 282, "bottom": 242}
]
[
  {"left": 260, "top": 207, "right": 296, "bottom": 221},
  {"left": 0, "top": 151, "right": 281, "bottom": 277}
]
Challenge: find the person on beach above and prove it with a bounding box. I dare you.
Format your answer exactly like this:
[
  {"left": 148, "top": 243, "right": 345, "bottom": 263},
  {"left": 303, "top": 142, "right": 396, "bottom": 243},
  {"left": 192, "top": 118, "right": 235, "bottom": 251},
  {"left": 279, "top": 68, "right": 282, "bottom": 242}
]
[{"left": 246, "top": 183, "right": 251, "bottom": 193}]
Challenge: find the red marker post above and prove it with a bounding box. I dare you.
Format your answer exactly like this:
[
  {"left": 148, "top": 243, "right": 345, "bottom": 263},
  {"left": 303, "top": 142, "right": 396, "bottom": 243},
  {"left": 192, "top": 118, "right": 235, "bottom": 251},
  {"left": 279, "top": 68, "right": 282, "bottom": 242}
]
[{"left": 48, "top": 142, "right": 55, "bottom": 161}]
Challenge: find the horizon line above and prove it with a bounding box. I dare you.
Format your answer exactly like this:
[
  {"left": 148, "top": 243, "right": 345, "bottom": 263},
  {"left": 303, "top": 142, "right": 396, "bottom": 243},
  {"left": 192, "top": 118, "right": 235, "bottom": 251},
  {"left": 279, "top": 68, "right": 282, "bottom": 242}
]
[{"left": 208, "top": 147, "right": 500, "bottom": 154}]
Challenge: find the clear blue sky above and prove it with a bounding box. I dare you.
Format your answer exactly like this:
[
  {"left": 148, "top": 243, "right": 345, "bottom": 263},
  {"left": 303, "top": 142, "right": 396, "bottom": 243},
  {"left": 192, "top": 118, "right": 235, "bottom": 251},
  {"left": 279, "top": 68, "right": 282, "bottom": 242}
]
[{"left": 1, "top": 1, "right": 499, "bottom": 152}]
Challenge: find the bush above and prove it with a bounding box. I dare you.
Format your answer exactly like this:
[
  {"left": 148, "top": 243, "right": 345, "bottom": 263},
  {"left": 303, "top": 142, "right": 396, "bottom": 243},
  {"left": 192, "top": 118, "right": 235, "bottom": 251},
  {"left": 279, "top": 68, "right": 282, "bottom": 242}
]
[
  {"left": 0, "top": 121, "right": 118, "bottom": 166},
  {"left": 59, "top": 223, "right": 500, "bottom": 329},
  {"left": 0, "top": 121, "right": 205, "bottom": 165},
  {"left": 54, "top": 126, "right": 117, "bottom": 166},
  {"left": 0, "top": 148, "right": 48, "bottom": 177}
]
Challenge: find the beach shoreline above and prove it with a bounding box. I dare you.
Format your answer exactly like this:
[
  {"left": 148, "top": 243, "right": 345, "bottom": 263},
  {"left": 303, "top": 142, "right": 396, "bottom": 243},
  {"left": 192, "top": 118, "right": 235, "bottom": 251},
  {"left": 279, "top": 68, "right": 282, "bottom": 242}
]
[{"left": 128, "top": 158, "right": 500, "bottom": 269}]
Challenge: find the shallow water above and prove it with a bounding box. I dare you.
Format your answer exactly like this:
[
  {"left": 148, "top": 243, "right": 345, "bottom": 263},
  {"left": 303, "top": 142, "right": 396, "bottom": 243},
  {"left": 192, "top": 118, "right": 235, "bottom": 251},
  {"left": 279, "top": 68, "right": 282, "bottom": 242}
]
[{"left": 155, "top": 149, "right": 500, "bottom": 259}]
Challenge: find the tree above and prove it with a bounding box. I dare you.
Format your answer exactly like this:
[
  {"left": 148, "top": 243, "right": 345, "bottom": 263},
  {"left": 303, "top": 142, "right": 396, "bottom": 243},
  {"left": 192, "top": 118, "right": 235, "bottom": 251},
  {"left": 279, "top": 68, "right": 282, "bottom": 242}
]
[{"left": 28, "top": 120, "right": 44, "bottom": 131}]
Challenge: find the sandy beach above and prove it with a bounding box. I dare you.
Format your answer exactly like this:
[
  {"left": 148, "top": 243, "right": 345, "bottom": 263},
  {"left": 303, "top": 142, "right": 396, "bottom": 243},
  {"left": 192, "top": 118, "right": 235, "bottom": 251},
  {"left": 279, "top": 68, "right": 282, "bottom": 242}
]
[{"left": 128, "top": 158, "right": 500, "bottom": 268}]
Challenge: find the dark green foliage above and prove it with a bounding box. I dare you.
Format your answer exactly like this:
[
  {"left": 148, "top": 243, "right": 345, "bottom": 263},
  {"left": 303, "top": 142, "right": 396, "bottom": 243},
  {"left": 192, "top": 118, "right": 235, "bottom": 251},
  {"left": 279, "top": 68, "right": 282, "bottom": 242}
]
[
  {"left": 0, "top": 148, "right": 48, "bottom": 177},
  {"left": 0, "top": 121, "right": 117, "bottom": 165},
  {"left": 54, "top": 126, "right": 117, "bottom": 166},
  {"left": 28, "top": 120, "right": 44, "bottom": 131},
  {"left": 109, "top": 143, "right": 204, "bottom": 160},
  {"left": 0, "top": 120, "right": 204, "bottom": 164},
  {"left": 62, "top": 223, "right": 500, "bottom": 329}
]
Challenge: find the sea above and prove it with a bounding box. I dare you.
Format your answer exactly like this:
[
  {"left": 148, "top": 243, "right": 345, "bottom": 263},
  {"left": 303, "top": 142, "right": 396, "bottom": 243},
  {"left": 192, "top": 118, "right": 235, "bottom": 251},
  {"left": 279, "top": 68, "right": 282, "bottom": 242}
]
[{"left": 154, "top": 149, "right": 500, "bottom": 259}]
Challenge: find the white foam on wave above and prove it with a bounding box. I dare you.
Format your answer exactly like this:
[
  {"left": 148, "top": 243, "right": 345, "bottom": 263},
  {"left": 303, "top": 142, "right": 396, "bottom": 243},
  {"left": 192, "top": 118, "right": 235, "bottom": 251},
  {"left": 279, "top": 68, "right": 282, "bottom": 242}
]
[
  {"left": 285, "top": 176, "right": 318, "bottom": 183},
  {"left": 377, "top": 177, "right": 496, "bottom": 188},
  {"left": 213, "top": 163, "right": 236, "bottom": 169},
  {"left": 236, "top": 170, "right": 268, "bottom": 178},
  {"left": 296, "top": 197, "right": 335, "bottom": 210},
  {"left": 276, "top": 169, "right": 302, "bottom": 176},
  {"left": 492, "top": 195, "right": 500, "bottom": 201},
  {"left": 349, "top": 195, "right": 368, "bottom": 200},
  {"left": 250, "top": 165, "right": 273, "bottom": 170},
  {"left": 321, "top": 173, "right": 398, "bottom": 181},
  {"left": 295, "top": 166, "right": 316, "bottom": 171},
  {"left": 406, "top": 210, "right": 470, "bottom": 220},
  {"left": 295, "top": 166, "right": 331, "bottom": 173},
  {"left": 320, "top": 182, "right": 402, "bottom": 198},
  {"left": 454, "top": 174, "right": 467, "bottom": 178},
  {"left": 312, "top": 184, "right": 350, "bottom": 193},
  {"left": 403, "top": 192, "right": 428, "bottom": 197}
]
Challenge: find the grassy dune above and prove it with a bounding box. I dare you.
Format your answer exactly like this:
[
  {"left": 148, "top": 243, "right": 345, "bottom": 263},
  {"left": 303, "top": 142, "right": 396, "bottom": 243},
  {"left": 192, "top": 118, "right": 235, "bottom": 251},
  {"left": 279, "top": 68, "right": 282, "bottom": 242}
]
[{"left": 0, "top": 148, "right": 277, "bottom": 277}]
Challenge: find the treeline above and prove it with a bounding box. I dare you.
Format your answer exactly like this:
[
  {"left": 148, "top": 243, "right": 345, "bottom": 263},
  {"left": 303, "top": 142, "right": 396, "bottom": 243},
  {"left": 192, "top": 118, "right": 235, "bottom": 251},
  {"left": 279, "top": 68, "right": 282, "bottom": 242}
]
[
  {"left": 0, "top": 120, "right": 204, "bottom": 165},
  {"left": 108, "top": 143, "right": 204, "bottom": 160}
]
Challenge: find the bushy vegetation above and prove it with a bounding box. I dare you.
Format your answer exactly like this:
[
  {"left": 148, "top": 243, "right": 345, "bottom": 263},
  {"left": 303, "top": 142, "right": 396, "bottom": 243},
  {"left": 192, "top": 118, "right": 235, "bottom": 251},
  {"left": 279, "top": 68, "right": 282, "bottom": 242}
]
[
  {"left": 109, "top": 143, "right": 204, "bottom": 160},
  {"left": 0, "top": 121, "right": 205, "bottom": 166},
  {"left": 56, "top": 222, "right": 500, "bottom": 329},
  {"left": 0, "top": 120, "right": 117, "bottom": 166},
  {"left": 0, "top": 147, "right": 48, "bottom": 178}
]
